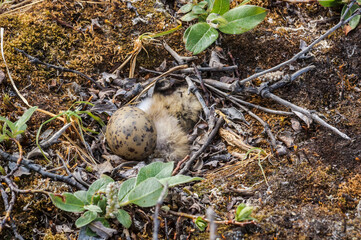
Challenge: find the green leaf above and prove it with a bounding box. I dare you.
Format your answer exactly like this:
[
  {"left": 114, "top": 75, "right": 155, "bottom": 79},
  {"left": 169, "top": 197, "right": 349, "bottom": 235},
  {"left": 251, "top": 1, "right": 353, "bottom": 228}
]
[
  {"left": 116, "top": 209, "right": 132, "bottom": 228},
  {"left": 14, "top": 106, "right": 38, "bottom": 131},
  {"left": 118, "top": 177, "right": 136, "bottom": 203},
  {"left": 74, "top": 190, "right": 88, "bottom": 204},
  {"left": 97, "top": 198, "right": 107, "bottom": 212},
  {"left": 128, "top": 177, "right": 166, "bottom": 207},
  {"left": 184, "top": 22, "right": 219, "bottom": 54},
  {"left": 0, "top": 165, "right": 5, "bottom": 175},
  {"left": 75, "top": 211, "right": 98, "bottom": 228},
  {"left": 198, "top": 1, "right": 208, "bottom": 8},
  {"left": 210, "top": 0, "right": 229, "bottom": 15},
  {"left": 192, "top": 5, "right": 207, "bottom": 14},
  {"left": 318, "top": 0, "right": 342, "bottom": 7},
  {"left": 1, "top": 119, "right": 16, "bottom": 135},
  {"left": 206, "top": 0, "right": 215, "bottom": 11},
  {"left": 207, "top": 13, "right": 229, "bottom": 28},
  {"left": 181, "top": 12, "right": 199, "bottom": 21},
  {"left": 50, "top": 193, "right": 85, "bottom": 213},
  {"left": 195, "top": 217, "right": 207, "bottom": 231},
  {"left": 86, "top": 175, "right": 114, "bottom": 203},
  {"left": 178, "top": 3, "right": 193, "bottom": 13},
  {"left": 84, "top": 218, "right": 111, "bottom": 237},
  {"left": 0, "top": 134, "right": 8, "bottom": 142},
  {"left": 159, "top": 175, "right": 203, "bottom": 187},
  {"left": 219, "top": 5, "right": 267, "bottom": 34},
  {"left": 235, "top": 203, "right": 254, "bottom": 221},
  {"left": 183, "top": 25, "right": 192, "bottom": 42},
  {"left": 0, "top": 116, "right": 8, "bottom": 122},
  {"left": 341, "top": 4, "right": 361, "bottom": 30},
  {"left": 84, "top": 205, "right": 103, "bottom": 213},
  {"left": 240, "top": 0, "right": 251, "bottom": 5},
  {"left": 136, "top": 161, "right": 174, "bottom": 185}
]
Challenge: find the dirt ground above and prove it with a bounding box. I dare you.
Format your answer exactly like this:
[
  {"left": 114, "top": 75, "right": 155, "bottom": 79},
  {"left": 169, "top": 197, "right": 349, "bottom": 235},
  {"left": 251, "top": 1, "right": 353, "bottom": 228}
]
[{"left": 0, "top": 0, "right": 360, "bottom": 239}]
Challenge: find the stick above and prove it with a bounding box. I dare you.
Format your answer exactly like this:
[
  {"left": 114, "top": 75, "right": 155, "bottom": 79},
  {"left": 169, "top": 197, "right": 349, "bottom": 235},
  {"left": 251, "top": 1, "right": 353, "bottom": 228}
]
[
  {"left": 0, "top": 149, "right": 87, "bottom": 190},
  {"left": 232, "top": 1, "right": 361, "bottom": 88},
  {"left": 153, "top": 183, "right": 168, "bottom": 240},
  {"left": 185, "top": 76, "right": 210, "bottom": 119},
  {"left": 179, "top": 117, "right": 224, "bottom": 174}
]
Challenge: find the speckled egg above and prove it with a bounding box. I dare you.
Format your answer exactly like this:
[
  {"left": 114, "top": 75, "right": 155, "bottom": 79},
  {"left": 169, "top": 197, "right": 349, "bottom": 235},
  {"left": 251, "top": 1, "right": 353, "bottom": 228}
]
[{"left": 106, "top": 106, "right": 157, "bottom": 160}]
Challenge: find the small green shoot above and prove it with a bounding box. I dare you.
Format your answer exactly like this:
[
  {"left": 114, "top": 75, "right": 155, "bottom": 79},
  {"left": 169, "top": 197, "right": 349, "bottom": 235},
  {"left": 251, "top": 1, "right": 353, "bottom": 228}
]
[
  {"left": 50, "top": 161, "right": 202, "bottom": 237},
  {"left": 36, "top": 101, "right": 104, "bottom": 162},
  {"left": 235, "top": 203, "right": 255, "bottom": 222},
  {"left": 194, "top": 216, "right": 208, "bottom": 231},
  {"left": 244, "top": 147, "right": 269, "bottom": 188},
  {"left": 0, "top": 106, "right": 38, "bottom": 142}
]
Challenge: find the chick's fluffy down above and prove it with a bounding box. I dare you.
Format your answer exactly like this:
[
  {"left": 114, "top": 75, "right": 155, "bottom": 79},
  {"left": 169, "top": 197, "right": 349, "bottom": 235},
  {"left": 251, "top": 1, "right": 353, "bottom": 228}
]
[{"left": 138, "top": 87, "right": 202, "bottom": 161}]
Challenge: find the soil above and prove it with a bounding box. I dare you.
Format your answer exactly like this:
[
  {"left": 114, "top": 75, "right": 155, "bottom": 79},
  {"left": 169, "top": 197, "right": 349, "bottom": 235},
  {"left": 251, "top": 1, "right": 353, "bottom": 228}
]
[{"left": 0, "top": 0, "right": 360, "bottom": 239}]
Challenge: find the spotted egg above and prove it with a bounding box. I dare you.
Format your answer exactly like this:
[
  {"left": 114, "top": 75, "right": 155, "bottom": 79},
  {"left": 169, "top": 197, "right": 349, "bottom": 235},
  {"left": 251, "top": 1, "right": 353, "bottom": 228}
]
[{"left": 105, "top": 106, "right": 157, "bottom": 160}]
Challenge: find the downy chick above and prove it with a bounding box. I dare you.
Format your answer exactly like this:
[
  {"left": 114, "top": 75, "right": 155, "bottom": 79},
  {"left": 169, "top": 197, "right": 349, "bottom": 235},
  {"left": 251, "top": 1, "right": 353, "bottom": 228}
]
[{"left": 138, "top": 86, "right": 202, "bottom": 161}]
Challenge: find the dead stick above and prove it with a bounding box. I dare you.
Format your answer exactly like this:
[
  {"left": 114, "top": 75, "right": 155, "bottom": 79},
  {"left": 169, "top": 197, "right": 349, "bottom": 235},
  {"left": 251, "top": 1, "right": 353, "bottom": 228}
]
[
  {"left": 233, "top": 1, "right": 360, "bottom": 87},
  {"left": 185, "top": 76, "right": 210, "bottom": 119},
  {"left": 0, "top": 149, "right": 87, "bottom": 190},
  {"left": 179, "top": 117, "right": 224, "bottom": 174},
  {"left": 165, "top": 209, "right": 256, "bottom": 227}
]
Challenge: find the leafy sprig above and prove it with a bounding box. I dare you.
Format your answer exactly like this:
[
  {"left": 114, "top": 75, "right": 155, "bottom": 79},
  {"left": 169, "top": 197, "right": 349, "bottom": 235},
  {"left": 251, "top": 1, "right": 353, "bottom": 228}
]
[
  {"left": 180, "top": 0, "right": 267, "bottom": 54},
  {"left": 50, "top": 161, "right": 202, "bottom": 237}
]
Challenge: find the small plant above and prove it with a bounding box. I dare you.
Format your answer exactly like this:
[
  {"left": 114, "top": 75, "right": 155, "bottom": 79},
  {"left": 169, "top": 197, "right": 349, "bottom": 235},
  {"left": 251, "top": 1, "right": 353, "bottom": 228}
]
[
  {"left": 36, "top": 101, "right": 105, "bottom": 162},
  {"left": 192, "top": 203, "right": 256, "bottom": 231},
  {"left": 0, "top": 106, "right": 37, "bottom": 169},
  {"left": 318, "top": 0, "right": 361, "bottom": 34},
  {"left": 234, "top": 203, "right": 255, "bottom": 222},
  {"left": 179, "top": 0, "right": 267, "bottom": 54},
  {"left": 0, "top": 106, "right": 38, "bottom": 142},
  {"left": 50, "top": 161, "right": 202, "bottom": 237}
]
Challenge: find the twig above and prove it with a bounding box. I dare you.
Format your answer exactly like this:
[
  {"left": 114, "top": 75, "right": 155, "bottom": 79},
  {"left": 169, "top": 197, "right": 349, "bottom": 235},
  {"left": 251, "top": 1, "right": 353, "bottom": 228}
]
[
  {"left": 139, "top": 67, "right": 184, "bottom": 78},
  {"left": 40, "top": 123, "right": 72, "bottom": 149},
  {"left": 111, "top": 161, "right": 140, "bottom": 178},
  {"left": 6, "top": 138, "right": 23, "bottom": 177},
  {"left": 281, "top": 0, "right": 317, "bottom": 2},
  {"left": 185, "top": 76, "right": 210, "bottom": 119},
  {"left": 179, "top": 117, "right": 224, "bottom": 174},
  {"left": 197, "top": 65, "right": 350, "bottom": 140},
  {"left": 206, "top": 207, "right": 217, "bottom": 240},
  {"left": 232, "top": 101, "right": 277, "bottom": 149},
  {"left": 180, "top": 65, "right": 237, "bottom": 73},
  {"left": 127, "top": 65, "right": 188, "bottom": 105},
  {"left": 163, "top": 41, "right": 197, "bottom": 65},
  {"left": 56, "top": 152, "right": 73, "bottom": 177},
  {"left": 233, "top": 1, "right": 361, "bottom": 87},
  {"left": 153, "top": 183, "right": 168, "bottom": 240},
  {"left": 192, "top": 62, "right": 209, "bottom": 97},
  {"left": 199, "top": 78, "right": 293, "bottom": 116},
  {"left": 164, "top": 209, "right": 256, "bottom": 227},
  {"left": 0, "top": 186, "right": 23, "bottom": 239},
  {"left": 0, "top": 177, "right": 16, "bottom": 233},
  {"left": 14, "top": 48, "right": 103, "bottom": 89},
  {"left": 172, "top": 155, "right": 189, "bottom": 176},
  {"left": 261, "top": 91, "right": 351, "bottom": 140},
  {"left": 267, "top": 65, "right": 315, "bottom": 92},
  {"left": 0, "top": 149, "right": 87, "bottom": 190}
]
